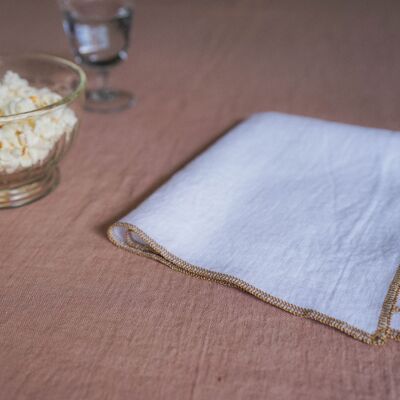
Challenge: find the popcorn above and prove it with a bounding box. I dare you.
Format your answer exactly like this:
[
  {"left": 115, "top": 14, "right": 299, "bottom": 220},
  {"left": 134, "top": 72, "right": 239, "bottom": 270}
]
[{"left": 0, "top": 71, "right": 77, "bottom": 174}]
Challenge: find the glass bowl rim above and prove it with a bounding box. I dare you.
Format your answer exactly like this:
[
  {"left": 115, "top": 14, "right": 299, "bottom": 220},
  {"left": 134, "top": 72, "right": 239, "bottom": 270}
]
[{"left": 0, "top": 53, "right": 86, "bottom": 123}]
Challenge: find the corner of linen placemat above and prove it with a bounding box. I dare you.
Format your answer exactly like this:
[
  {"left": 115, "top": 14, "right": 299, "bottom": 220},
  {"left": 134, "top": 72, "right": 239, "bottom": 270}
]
[{"left": 106, "top": 113, "right": 400, "bottom": 345}]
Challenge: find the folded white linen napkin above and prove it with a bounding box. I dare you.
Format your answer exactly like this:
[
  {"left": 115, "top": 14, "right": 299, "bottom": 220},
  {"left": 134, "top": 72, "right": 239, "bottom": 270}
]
[{"left": 108, "top": 112, "right": 400, "bottom": 344}]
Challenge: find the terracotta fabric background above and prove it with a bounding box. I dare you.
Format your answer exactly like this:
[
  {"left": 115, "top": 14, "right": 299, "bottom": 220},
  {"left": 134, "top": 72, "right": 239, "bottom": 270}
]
[{"left": 1, "top": 0, "right": 400, "bottom": 399}]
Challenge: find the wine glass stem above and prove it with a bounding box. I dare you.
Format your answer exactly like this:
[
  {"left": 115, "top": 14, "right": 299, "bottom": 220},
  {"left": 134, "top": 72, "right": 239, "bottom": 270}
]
[{"left": 98, "top": 69, "right": 110, "bottom": 94}]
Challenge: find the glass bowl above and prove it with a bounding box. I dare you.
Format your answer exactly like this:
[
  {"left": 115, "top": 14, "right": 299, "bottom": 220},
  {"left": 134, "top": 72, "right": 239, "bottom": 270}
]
[{"left": 0, "top": 54, "right": 86, "bottom": 208}]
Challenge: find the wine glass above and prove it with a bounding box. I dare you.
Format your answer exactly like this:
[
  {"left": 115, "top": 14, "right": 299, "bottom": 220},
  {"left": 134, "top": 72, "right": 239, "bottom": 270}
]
[{"left": 58, "top": 0, "right": 135, "bottom": 113}]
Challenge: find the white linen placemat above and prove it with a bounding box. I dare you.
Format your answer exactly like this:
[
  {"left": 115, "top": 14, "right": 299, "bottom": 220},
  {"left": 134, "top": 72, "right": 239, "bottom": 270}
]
[{"left": 108, "top": 112, "right": 400, "bottom": 344}]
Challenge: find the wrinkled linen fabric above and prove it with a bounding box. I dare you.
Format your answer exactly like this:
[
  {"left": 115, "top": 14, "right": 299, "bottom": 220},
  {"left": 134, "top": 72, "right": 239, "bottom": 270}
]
[{"left": 110, "top": 113, "right": 400, "bottom": 340}]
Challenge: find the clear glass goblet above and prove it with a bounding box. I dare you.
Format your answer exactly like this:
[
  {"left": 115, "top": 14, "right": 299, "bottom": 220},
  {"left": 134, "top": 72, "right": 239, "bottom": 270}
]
[{"left": 59, "top": 0, "right": 135, "bottom": 113}]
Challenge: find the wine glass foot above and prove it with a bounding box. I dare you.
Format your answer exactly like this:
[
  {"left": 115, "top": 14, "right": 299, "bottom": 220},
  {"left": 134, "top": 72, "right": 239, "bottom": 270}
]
[{"left": 84, "top": 89, "right": 135, "bottom": 113}]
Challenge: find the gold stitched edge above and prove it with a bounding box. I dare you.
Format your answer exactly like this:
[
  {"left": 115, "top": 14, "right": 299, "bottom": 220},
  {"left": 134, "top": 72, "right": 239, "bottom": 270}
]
[
  {"left": 107, "top": 221, "right": 400, "bottom": 345},
  {"left": 388, "top": 329, "right": 400, "bottom": 341},
  {"left": 376, "top": 267, "right": 400, "bottom": 341}
]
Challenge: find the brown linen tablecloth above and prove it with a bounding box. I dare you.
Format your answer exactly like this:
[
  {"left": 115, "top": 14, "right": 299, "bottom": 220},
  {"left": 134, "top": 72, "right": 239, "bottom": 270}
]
[{"left": 1, "top": 0, "right": 400, "bottom": 399}]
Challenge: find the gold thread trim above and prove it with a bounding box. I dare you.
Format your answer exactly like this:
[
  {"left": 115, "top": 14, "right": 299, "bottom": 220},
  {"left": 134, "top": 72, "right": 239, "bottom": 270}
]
[
  {"left": 388, "top": 329, "right": 400, "bottom": 341},
  {"left": 107, "top": 222, "right": 400, "bottom": 345}
]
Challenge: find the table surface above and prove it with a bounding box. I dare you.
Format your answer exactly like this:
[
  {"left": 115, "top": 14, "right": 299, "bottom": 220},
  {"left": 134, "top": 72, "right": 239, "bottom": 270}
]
[{"left": 1, "top": 0, "right": 400, "bottom": 399}]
